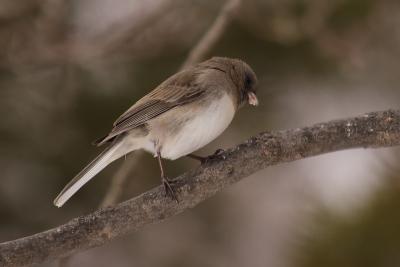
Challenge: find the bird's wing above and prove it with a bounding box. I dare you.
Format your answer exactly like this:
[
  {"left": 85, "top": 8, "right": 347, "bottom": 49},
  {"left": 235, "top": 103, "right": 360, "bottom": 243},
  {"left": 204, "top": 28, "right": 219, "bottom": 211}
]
[{"left": 95, "top": 69, "right": 205, "bottom": 145}]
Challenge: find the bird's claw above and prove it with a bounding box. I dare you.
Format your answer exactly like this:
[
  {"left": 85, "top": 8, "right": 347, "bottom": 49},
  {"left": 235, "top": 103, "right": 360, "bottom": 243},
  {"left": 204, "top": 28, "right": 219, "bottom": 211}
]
[
  {"left": 202, "top": 148, "right": 226, "bottom": 164},
  {"left": 187, "top": 149, "right": 226, "bottom": 164},
  {"left": 162, "top": 177, "right": 178, "bottom": 203}
]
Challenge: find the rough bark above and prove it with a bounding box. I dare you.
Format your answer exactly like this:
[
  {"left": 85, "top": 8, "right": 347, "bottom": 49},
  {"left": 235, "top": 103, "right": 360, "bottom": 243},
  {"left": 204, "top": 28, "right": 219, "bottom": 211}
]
[{"left": 1, "top": 109, "right": 399, "bottom": 267}]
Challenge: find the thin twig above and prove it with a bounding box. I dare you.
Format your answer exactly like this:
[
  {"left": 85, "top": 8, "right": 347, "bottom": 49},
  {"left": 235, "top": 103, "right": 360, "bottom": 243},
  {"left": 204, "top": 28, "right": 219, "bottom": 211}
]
[
  {"left": 1, "top": 109, "right": 399, "bottom": 267},
  {"left": 180, "top": 0, "right": 242, "bottom": 69}
]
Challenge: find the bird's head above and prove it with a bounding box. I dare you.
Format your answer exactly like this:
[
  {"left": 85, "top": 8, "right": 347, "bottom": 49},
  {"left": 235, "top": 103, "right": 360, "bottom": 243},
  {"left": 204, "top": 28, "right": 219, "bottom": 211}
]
[{"left": 205, "top": 57, "right": 258, "bottom": 108}]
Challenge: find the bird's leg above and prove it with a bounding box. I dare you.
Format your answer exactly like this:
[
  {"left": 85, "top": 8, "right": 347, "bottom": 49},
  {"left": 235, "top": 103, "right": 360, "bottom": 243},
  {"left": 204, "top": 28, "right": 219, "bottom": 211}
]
[
  {"left": 156, "top": 150, "right": 178, "bottom": 202},
  {"left": 187, "top": 149, "right": 226, "bottom": 164}
]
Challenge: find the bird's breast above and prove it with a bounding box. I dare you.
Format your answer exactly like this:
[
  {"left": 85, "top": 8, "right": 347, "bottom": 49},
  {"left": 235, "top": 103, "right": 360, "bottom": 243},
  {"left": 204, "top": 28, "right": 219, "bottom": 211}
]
[{"left": 155, "top": 93, "right": 235, "bottom": 160}]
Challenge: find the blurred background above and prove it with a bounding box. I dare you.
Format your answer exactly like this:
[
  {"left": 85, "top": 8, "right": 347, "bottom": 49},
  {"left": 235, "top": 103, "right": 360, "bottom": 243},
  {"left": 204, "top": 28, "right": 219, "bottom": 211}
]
[{"left": 0, "top": 0, "right": 400, "bottom": 266}]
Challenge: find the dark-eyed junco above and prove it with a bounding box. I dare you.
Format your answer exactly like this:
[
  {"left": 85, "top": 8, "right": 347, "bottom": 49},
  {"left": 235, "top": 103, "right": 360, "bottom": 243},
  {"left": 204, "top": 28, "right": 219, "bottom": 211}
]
[{"left": 54, "top": 57, "right": 258, "bottom": 207}]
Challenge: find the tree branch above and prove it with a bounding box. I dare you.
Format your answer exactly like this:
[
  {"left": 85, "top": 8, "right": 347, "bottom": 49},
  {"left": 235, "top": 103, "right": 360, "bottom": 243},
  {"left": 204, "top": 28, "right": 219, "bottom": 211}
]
[{"left": 1, "top": 110, "right": 400, "bottom": 267}]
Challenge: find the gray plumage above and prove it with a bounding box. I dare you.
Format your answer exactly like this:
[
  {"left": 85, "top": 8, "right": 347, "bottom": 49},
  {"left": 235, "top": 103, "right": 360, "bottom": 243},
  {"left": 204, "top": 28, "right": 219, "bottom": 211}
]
[{"left": 54, "top": 57, "right": 258, "bottom": 207}]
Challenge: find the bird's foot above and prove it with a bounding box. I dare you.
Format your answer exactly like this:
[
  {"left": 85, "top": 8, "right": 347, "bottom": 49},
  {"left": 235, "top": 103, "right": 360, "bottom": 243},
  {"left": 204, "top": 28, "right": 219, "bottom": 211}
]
[
  {"left": 188, "top": 149, "right": 226, "bottom": 164},
  {"left": 162, "top": 176, "right": 178, "bottom": 203},
  {"left": 207, "top": 149, "right": 226, "bottom": 162}
]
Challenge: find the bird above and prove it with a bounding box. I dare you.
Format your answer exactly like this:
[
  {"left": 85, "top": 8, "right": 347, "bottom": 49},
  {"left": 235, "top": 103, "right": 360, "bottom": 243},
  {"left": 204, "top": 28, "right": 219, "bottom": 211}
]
[{"left": 53, "top": 57, "right": 258, "bottom": 207}]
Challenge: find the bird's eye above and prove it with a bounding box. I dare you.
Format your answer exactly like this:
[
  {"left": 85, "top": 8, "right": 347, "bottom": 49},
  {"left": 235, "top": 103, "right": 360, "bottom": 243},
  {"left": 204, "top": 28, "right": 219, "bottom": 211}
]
[{"left": 244, "top": 73, "right": 253, "bottom": 90}]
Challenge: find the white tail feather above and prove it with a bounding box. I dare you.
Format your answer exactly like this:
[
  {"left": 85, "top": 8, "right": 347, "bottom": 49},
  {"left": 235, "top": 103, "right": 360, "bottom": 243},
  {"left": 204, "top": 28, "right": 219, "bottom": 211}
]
[{"left": 53, "top": 141, "right": 125, "bottom": 207}]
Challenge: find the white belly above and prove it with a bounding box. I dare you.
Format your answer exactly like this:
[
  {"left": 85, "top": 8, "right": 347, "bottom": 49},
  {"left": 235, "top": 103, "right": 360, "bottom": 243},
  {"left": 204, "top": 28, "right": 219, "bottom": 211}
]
[{"left": 157, "top": 93, "right": 235, "bottom": 160}]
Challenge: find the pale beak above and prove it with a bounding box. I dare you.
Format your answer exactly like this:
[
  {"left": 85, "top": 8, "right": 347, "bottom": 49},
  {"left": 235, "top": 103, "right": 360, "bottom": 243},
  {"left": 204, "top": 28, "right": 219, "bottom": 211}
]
[{"left": 247, "top": 92, "right": 259, "bottom": 106}]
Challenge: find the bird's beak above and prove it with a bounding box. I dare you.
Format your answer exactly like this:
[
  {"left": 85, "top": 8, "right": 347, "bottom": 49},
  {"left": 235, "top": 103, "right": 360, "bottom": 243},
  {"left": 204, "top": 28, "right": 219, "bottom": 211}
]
[{"left": 247, "top": 92, "right": 259, "bottom": 106}]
